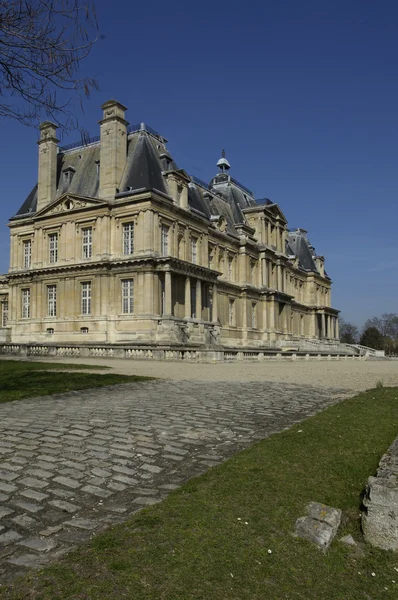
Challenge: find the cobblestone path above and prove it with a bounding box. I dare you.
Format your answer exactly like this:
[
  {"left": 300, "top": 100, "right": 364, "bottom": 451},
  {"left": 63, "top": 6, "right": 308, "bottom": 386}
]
[{"left": 0, "top": 380, "right": 347, "bottom": 580}]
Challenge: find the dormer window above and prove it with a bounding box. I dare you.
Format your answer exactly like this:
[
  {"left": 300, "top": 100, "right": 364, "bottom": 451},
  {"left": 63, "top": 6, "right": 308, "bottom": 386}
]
[{"left": 62, "top": 167, "right": 76, "bottom": 186}]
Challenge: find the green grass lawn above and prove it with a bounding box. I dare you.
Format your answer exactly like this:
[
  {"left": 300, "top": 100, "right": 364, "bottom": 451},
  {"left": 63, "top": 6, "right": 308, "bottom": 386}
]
[
  {"left": 2, "top": 387, "right": 398, "bottom": 599},
  {"left": 0, "top": 359, "right": 151, "bottom": 402}
]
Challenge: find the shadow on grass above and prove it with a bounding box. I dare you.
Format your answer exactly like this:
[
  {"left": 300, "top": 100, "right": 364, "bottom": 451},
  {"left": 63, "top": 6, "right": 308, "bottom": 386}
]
[{"left": 0, "top": 359, "right": 152, "bottom": 403}]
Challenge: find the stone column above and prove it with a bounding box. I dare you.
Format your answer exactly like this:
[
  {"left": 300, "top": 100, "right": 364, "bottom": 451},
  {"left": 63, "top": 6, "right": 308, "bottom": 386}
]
[
  {"left": 260, "top": 216, "right": 266, "bottom": 244},
  {"left": 93, "top": 276, "right": 101, "bottom": 316},
  {"left": 262, "top": 299, "right": 268, "bottom": 341},
  {"left": 309, "top": 313, "right": 316, "bottom": 338},
  {"left": 277, "top": 264, "right": 282, "bottom": 291},
  {"left": 242, "top": 294, "right": 248, "bottom": 340},
  {"left": 165, "top": 271, "right": 172, "bottom": 316},
  {"left": 196, "top": 280, "right": 202, "bottom": 320},
  {"left": 321, "top": 313, "right": 326, "bottom": 338},
  {"left": 212, "top": 284, "right": 218, "bottom": 323},
  {"left": 336, "top": 318, "right": 339, "bottom": 340},
  {"left": 144, "top": 272, "right": 154, "bottom": 314},
  {"left": 269, "top": 298, "right": 276, "bottom": 330},
  {"left": 100, "top": 274, "right": 109, "bottom": 317},
  {"left": 285, "top": 304, "right": 291, "bottom": 334},
  {"left": 143, "top": 210, "right": 154, "bottom": 254},
  {"left": 262, "top": 258, "right": 268, "bottom": 287},
  {"left": 184, "top": 276, "right": 191, "bottom": 318},
  {"left": 267, "top": 222, "right": 272, "bottom": 246},
  {"left": 269, "top": 261, "right": 274, "bottom": 288},
  {"left": 238, "top": 249, "right": 247, "bottom": 284}
]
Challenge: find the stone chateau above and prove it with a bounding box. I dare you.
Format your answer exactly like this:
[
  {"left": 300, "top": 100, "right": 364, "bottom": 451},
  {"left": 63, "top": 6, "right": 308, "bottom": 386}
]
[{"left": 0, "top": 100, "right": 340, "bottom": 352}]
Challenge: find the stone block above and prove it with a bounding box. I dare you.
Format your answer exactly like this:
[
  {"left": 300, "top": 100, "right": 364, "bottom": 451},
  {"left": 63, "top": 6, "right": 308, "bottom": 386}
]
[
  {"left": 306, "top": 502, "right": 342, "bottom": 534},
  {"left": 295, "top": 517, "right": 336, "bottom": 551},
  {"left": 295, "top": 501, "right": 341, "bottom": 552},
  {"left": 18, "top": 537, "right": 57, "bottom": 552}
]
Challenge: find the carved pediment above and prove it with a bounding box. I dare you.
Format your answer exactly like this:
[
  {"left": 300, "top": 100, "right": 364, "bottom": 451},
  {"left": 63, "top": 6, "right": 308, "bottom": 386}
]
[
  {"left": 35, "top": 194, "right": 106, "bottom": 218},
  {"left": 265, "top": 203, "right": 288, "bottom": 224}
]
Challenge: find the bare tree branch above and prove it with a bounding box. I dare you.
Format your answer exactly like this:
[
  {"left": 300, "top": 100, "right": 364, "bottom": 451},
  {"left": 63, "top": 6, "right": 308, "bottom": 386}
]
[{"left": 0, "top": 1, "right": 99, "bottom": 132}]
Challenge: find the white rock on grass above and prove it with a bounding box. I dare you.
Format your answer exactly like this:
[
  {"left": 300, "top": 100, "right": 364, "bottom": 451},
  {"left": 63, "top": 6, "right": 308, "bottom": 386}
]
[{"left": 295, "top": 502, "right": 342, "bottom": 552}]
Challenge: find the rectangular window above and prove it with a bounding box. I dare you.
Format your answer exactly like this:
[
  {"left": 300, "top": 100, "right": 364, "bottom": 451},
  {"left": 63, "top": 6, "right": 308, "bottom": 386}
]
[
  {"left": 1, "top": 301, "right": 8, "bottom": 327},
  {"left": 22, "top": 288, "right": 30, "bottom": 319},
  {"left": 82, "top": 227, "right": 92, "bottom": 259},
  {"left": 122, "top": 279, "right": 134, "bottom": 314},
  {"left": 123, "top": 222, "right": 134, "bottom": 255},
  {"left": 161, "top": 225, "right": 169, "bottom": 256},
  {"left": 228, "top": 298, "right": 235, "bottom": 327},
  {"left": 251, "top": 303, "right": 257, "bottom": 328},
  {"left": 47, "top": 285, "right": 57, "bottom": 317},
  {"left": 49, "top": 233, "right": 58, "bottom": 263},
  {"left": 81, "top": 282, "right": 91, "bottom": 315},
  {"left": 191, "top": 238, "right": 197, "bottom": 264},
  {"left": 23, "top": 240, "right": 32, "bottom": 269}
]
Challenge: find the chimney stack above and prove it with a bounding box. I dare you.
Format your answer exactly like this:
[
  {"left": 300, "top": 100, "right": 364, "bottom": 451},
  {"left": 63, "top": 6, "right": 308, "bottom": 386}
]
[
  {"left": 37, "top": 121, "right": 58, "bottom": 212},
  {"left": 99, "top": 100, "right": 128, "bottom": 200}
]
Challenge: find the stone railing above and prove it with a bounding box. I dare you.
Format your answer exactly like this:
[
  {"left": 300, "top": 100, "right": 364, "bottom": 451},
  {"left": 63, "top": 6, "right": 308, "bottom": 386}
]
[
  {"left": 0, "top": 342, "right": 371, "bottom": 362},
  {"left": 347, "top": 344, "right": 385, "bottom": 357},
  {"left": 362, "top": 435, "right": 398, "bottom": 551}
]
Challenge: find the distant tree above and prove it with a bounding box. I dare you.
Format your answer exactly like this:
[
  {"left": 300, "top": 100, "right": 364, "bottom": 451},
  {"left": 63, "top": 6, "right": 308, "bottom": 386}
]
[
  {"left": 383, "top": 337, "right": 398, "bottom": 355},
  {"left": 364, "top": 313, "right": 398, "bottom": 340},
  {"left": 360, "top": 327, "right": 385, "bottom": 350},
  {"left": 339, "top": 318, "right": 359, "bottom": 344},
  {"left": 0, "top": 1, "right": 98, "bottom": 130}
]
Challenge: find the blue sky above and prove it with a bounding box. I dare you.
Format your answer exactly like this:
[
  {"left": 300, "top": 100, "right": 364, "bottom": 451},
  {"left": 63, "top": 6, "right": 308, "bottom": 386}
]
[{"left": 1, "top": 0, "right": 397, "bottom": 327}]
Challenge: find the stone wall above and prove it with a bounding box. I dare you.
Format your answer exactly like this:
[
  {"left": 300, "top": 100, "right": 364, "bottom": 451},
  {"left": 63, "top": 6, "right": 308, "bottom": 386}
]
[{"left": 362, "top": 435, "right": 398, "bottom": 551}]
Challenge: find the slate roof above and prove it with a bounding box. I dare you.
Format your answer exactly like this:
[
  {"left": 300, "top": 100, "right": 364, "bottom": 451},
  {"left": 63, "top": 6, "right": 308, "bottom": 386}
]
[
  {"left": 11, "top": 123, "right": 327, "bottom": 278},
  {"left": 120, "top": 133, "right": 168, "bottom": 195},
  {"left": 209, "top": 173, "right": 257, "bottom": 224},
  {"left": 286, "top": 230, "right": 318, "bottom": 273},
  {"left": 187, "top": 183, "right": 238, "bottom": 236},
  {"left": 13, "top": 184, "right": 38, "bottom": 218}
]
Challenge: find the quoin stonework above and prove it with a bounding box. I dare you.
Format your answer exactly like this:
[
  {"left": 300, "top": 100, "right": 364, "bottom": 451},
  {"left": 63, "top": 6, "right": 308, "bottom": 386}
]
[{"left": 0, "top": 100, "right": 340, "bottom": 352}]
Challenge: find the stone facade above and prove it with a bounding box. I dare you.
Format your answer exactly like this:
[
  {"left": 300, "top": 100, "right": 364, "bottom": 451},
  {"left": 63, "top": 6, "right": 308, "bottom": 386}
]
[{"left": 0, "top": 100, "right": 339, "bottom": 350}]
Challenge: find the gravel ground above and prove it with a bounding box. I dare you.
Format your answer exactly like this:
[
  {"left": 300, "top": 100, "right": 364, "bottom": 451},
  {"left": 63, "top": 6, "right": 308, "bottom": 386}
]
[{"left": 8, "top": 356, "right": 398, "bottom": 391}]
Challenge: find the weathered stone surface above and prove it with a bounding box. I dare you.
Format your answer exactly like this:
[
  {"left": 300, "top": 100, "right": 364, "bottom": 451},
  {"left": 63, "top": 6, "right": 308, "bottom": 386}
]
[
  {"left": 7, "top": 553, "right": 49, "bottom": 568},
  {"left": 362, "top": 435, "right": 398, "bottom": 551},
  {"left": 295, "top": 502, "right": 342, "bottom": 551},
  {"left": 295, "top": 517, "right": 335, "bottom": 551},
  {"left": 132, "top": 496, "right": 160, "bottom": 506},
  {"left": 0, "top": 530, "right": 23, "bottom": 544},
  {"left": 12, "top": 515, "right": 37, "bottom": 529},
  {"left": 63, "top": 519, "right": 99, "bottom": 530},
  {"left": 306, "top": 502, "right": 342, "bottom": 535},
  {"left": 18, "top": 537, "right": 57, "bottom": 552},
  {"left": 339, "top": 534, "right": 356, "bottom": 546},
  {"left": 39, "top": 525, "right": 63, "bottom": 537}
]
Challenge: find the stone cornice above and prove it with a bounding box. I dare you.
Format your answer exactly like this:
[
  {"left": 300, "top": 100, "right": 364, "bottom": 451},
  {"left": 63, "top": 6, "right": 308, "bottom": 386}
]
[{"left": 155, "top": 257, "right": 220, "bottom": 282}]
